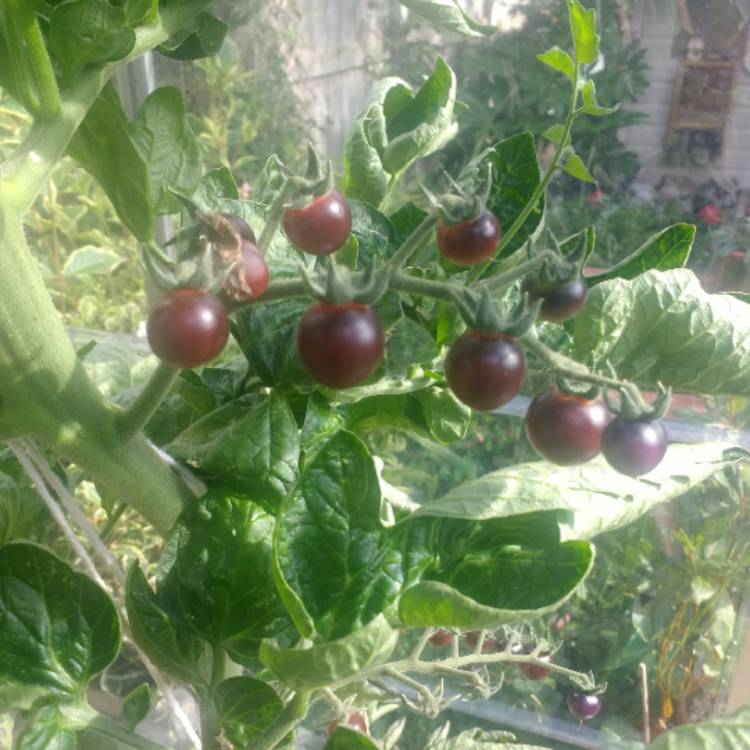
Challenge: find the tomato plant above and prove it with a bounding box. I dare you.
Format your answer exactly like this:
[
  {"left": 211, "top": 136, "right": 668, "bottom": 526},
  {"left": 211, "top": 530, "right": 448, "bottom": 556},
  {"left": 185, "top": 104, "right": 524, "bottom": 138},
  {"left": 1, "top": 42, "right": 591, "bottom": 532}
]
[{"left": 0, "top": 2, "right": 748, "bottom": 749}]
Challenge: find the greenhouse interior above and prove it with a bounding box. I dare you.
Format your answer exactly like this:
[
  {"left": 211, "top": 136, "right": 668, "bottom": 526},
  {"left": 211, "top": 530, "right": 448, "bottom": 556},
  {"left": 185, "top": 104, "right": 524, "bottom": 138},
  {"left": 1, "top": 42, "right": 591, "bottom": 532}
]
[{"left": 1, "top": 0, "right": 750, "bottom": 748}]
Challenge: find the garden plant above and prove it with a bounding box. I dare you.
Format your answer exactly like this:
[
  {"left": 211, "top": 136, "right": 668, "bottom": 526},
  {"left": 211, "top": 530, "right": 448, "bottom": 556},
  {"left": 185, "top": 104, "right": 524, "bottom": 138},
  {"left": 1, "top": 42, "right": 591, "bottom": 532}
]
[{"left": 2, "top": 1, "right": 750, "bottom": 749}]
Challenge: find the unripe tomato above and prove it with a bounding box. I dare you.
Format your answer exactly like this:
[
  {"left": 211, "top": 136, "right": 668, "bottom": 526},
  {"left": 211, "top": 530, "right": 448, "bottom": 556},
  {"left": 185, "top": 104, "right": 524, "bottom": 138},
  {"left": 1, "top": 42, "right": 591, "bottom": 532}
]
[
  {"left": 524, "top": 277, "right": 588, "bottom": 323},
  {"left": 282, "top": 190, "right": 352, "bottom": 255},
  {"left": 602, "top": 417, "right": 668, "bottom": 477},
  {"left": 297, "top": 303, "right": 384, "bottom": 389},
  {"left": 437, "top": 210, "right": 501, "bottom": 266},
  {"left": 238, "top": 240, "right": 270, "bottom": 300},
  {"left": 526, "top": 387, "right": 609, "bottom": 465},
  {"left": 568, "top": 692, "right": 602, "bottom": 721},
  {"left": 445, "top": 331, "right": 526, "bottom": 411},
  {"left": 147, "top": 289, "right": 230, "bottom": 369}
]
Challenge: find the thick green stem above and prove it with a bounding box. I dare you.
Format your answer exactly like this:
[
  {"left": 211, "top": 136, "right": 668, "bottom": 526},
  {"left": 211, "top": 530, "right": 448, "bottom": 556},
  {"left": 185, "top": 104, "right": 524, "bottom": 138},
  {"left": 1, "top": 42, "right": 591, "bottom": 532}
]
[
  {"left": 118, "top": 362, "right": 181, "bottom": 439},
  {"left": 16, "top": 3, "right": 61, "bottom": 119},
  {"left": 248, "top": 691, "right": 312, "bottom": 750},
  {"left": 468, "top": 64, "right": 582, "bottom": 284},
  {"left": 388, "top": 212, "right": 438, "bottom": 271}
]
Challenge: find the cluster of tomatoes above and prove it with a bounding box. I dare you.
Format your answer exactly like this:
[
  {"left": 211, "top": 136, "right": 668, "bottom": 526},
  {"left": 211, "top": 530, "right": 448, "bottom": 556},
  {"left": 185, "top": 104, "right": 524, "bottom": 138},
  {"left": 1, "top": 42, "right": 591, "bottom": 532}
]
[
  {"left": 430, "top": 630, "right": 603, "bottom": 723},
  {"left": 146, "top": 189, "right": 667, "bottom": 478}
]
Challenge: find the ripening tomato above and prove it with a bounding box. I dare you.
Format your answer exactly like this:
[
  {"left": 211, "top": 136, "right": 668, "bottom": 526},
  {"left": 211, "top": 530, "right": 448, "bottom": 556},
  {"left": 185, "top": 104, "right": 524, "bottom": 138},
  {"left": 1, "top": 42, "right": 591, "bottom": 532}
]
[
  {"left": 601, "top": 417, "right": 668, "bottom": 476},
  {"left": 297, "top": 303, "right": 384, "bottom": 388},
  {"left": 524, "top": 277, "right": 588, "bottom": 323},
  {"left": 238, "top": 240, "right": 270, "bottom": 300},
  {"left": 327, "top": 712, "right": 368, "bottom": 736},
  {"left": 568, "top": 692, "right": 603, "bottom": 721},
  {"left": 526, "top": 387, "right": 609, "bottom": 465},
  {"left": 283, "top": 190, "right": 352, "bottom": 255},
  {"left": 147, "top": 289, "right": 230, "bottom": 368},
  {"left": 445, "top": 331, "right": 526, "bottom": 411},
  {"left": 437, "top": 210, "right": 501, "bottom": 266}
]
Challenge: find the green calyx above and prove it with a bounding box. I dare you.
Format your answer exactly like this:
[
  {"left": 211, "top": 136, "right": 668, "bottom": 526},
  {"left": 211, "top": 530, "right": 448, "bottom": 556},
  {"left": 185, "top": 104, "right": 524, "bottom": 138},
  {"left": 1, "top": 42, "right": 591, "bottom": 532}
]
[
  {"left": 603, "top": 378, "right": 672, "bottom": 421},
  {"left": 555, "top": 376, "right": 600, "bottom": 401},
  {"left": 456, "top": 286, "right": 541, "bottom": 337},
  {"left": 300, "top": 258, "right": 391, "bottom": 305},
  {"left": 280, "top": 143, "right": 336, "bottom": 210},
  {"left": 526, "top": 225, "right": 585, "bottom": 290},
  {"left": 430, "top": 164, "right": 493, "bottom": 226}
]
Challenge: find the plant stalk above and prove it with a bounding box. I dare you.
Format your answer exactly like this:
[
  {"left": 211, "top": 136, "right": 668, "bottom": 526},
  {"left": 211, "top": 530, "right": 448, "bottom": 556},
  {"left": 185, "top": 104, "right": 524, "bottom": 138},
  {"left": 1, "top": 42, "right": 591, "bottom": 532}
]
[
  {"left": 468, "top": 64, "right": 582, "bottom": 283},
  {"left": 248, "top": 691, "right": 312, "bottom": 750},
  {"left": 118, "top": 362, "right": 181, "bottom": 439}
]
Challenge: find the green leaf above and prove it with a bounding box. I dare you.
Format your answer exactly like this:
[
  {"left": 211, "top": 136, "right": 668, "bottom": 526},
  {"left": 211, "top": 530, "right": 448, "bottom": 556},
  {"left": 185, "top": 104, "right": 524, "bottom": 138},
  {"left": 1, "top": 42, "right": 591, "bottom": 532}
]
[
  {"left": 541, "top": 124, "right": 568, "bottom": 145},
  {"left": 0, "top": 472, "right": 44, "bottom": 546},
  {"left": 537, "top": 47, "right": 576, "bottom": 83},
  {"left": 233, "top": 299, "right": 313, "bottom": 389},
  {"left": 62, "top": 246, "right": 123, "bottom": 278},
  {"left": 128, "top": 87, "right": 203, "bottom": 213},
  {"left": 124, "top": 0, "right": 157, "bottom": 25},
  {"left": 349, "top": 201, "right": 395, "bottom": 268},
  {"left": 411, "top": 444, "right": 747, "bottom": 541},
  {"left": 123, "top": 683, "right": 153, "bottom": 731},
  {"left": 49, "top": 0, "right": 135, "bottom": 82},
  {"left": 562, "top": 151, "right": 595, "bottom": 183},
  {"left": 588, "top": 224, "right": 694, "bottom": 286},
  {"left": 158, "top": 12, "right": 227, "bottom": 60},
  {"left": 125, "top": 564, "right": 209, "bottom": 686},
  {"left": 460, "top": 133, "right": 543, "bottom": 259},
  {"left": 566, "top": 0, "right": 599, "bottom": 64},
  {"left": 0, "top": 543, "right": 120, "bottom": 708},
  {"left": 383, "top": 57, "right": 458, "bottom": 175},
  {"left": 415, "top": 387, "right": 471, "bottom": 443},
  {"left": 325, "top": 726, "right": 382, "bottom": 749},
  {"left": 273, "top": 432, "right": 401, "bottom": 640},
  {"left": 157, "top": 491, "right": 292, "bottom": 664},
  {"left": 167, "top": 395, "right": 300, "bottom": 509},
  {"left": 192, "top": 166, "right": 240, "bottom": 206},
  {"left": 17, "top": 706, "right": 76, "bottom": 750},
  {"left": 580, "top": 79, "right": 619, "bottom": 116},
  {"left": 650, "top": 704, "right": 750, "bottom": 749},
  {"left": 215, "top": 677, "right": 283, "bottom": 747},
  {"left": 67, "top": 84, "right": 154, "bottom": 240},
  {"left": 561, "top": 225, "right": 595, "bottom": 265},
  {"left": 260, "top": 614, "right": 397, "bottom": 690},
  {"left": 398, "top": 0, "right": 496, "bottom": 38},
  {"left": 573, "top": 270, "right": 750, "bottom": 395},
  {"left": 301, "top": 394, "right": 344, "bottom": 462}
]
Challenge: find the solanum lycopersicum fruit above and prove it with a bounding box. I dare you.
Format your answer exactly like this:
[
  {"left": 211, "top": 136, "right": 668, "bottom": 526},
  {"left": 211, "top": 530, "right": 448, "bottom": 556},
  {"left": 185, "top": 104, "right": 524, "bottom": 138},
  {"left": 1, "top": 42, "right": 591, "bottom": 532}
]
[
  {"left": 463, "top": 631, "right": 498, "bottom": 653},
  {"left": 524, "top": 277, "right": 588, "bottom": 323},
  {"left": 429, "top": 629, "right": 454, "bottom": 647},
  {"left": 568, "top": 692, "right": 602, "bottom": 721},
  {"left": 437, "top": 210, "right": 501, "bottom": 266},
  {"left": 602, "top": 417, "right": 668, "bottom": 476},
  {"left": 238, "top": 240, "right": 270, "bottom": 300},
  {"left": 221, "top": 212, "right": 255, "bottom": 243},
  {"left": 327, "top": 712, "right": 368, "bottom": 736},
  {"left": 511, "top": 644, "right": 553, "bottom": 680},
  {"left": 282, "top": 190, "right": 352, "bottom": 255},
  {"left": 297, "top": 303, "right": 384, "bottom": 388},
  {"left": 526, "top": 387, "right": 609, "bottom": 465},
  {"left": 445, "top": 331, "right": 526, "bottom": 411},
  {"left": 147, "top": 289, "right": 230, "bottom": 369}
]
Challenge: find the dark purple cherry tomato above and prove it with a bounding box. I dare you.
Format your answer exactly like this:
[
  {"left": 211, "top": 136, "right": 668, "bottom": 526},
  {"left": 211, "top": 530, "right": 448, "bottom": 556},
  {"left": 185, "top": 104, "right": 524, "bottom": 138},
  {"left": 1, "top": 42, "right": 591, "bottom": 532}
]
[
  {"left": 445, "top": 331, "right": 526, "bottom": 411},
  {"left": 511, "top": 643, "right": 552, "bottom": 680},
  {"left": 437, "top": 210, "right": 502, "bottom": 266},
  {"left": 525, "top": 277, "right": 588, "bottom": 323},
  {"left": 282, "top": 190, "right": 352, "bottom": 256},
  {"left": 297, "top": 303, "right": 384, "bottom": 389},
  {"left": 429, "top": 629, "right": 455, "bottom": 647},
  {"left": 602, "top": 417, "right": 668, "bottom": 477},
  {"left": 526, "top": 387, "right": 609, "bottom": 466},
  {"left": 147, "top": 289, "right": 229, "bottom": 369},
  {"left": 221, "top": 213, "right": 256, "bottom": 243},
  {"left": 238, "top": 240, "right": 270, "bottom": 300},
  {"left": 567, "top": 692, "right": 602, "bottom": 721}
]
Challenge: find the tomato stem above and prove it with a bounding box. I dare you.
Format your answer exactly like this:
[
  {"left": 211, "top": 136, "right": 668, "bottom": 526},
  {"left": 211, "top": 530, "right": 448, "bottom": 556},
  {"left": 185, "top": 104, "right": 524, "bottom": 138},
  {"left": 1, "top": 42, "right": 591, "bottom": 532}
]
[
  {"left": 248, "top": 690, "right": 313, "bottom": 750},
  {"left": 468, "top": 63, "right": 582, "bottom": 283},
  {"left": 478, "top": 250, "right": 559, "bottom": 292},
  {"left": 388, "top": 211, "right": 439, "bottom": 272},
  {"left": 118, "top": 362, "right": 181, "bottom": 439}
]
